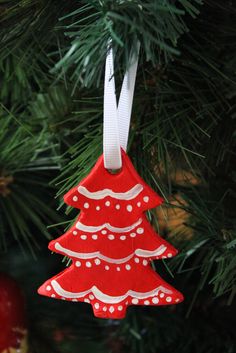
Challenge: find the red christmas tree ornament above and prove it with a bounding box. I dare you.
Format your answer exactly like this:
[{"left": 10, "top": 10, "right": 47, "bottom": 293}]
[
  {"left": 38, "top": 43, "right": 183, "bottom": 318},
  {"left": 0, "top": 273, "right": 28, "bottom": 353},
  {"left": 38, "top": 150, "right": 183, "bottom": 318}
]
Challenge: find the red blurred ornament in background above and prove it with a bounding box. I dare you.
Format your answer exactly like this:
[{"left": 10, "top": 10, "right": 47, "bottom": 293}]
[{"left": 0, "top": 273, "right": 28, "bottom": 353}]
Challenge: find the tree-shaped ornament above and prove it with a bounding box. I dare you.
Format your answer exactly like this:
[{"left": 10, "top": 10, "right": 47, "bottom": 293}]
[{"left": 38, "top": 44, "right": 183, "bottom": 319}]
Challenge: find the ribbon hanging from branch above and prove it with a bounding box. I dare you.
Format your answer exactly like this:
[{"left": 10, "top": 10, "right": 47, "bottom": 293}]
[{"left": 103, "top": 42, "right": 140, "bottom": 170}]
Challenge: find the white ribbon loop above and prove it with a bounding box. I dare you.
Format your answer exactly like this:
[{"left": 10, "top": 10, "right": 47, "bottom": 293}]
[
  {"left": 103, "top": 46, "right": 121, "bottom": 170},
  {"left": 103, "top": 43, "right": 140, "bottom": 170}
]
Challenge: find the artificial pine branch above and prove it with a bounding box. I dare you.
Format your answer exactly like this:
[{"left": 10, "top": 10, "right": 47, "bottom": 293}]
[{"left": 0, "top": 112, "right": 61, "bottom": 254}]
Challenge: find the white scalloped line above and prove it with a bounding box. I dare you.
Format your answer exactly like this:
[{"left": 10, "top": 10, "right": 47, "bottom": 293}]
[
  {"left": 51, "top": 280, "right": 173, "bottom": 303},
  {"left": 54, "top": 243, "right": 167, "bottom": 263},
  {"left": 77, "top": 184, "right": 143, "bottom": 200},
  {"left": 76, "top": 218, "right": 142, "bottom": 233}
]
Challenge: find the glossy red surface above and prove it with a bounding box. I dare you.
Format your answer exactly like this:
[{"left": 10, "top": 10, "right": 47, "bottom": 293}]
[{"left": 38, "top": 150, "right": 183, "bottom": 318}]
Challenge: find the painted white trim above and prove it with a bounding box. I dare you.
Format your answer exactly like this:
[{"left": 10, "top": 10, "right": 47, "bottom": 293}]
[
  {"left": 76, "top": 218, "right": 142, "bottom": 233},
  {"left": 54, "top": 243, "right": 167, "bottom": 263},
  {"left": 136, "top": 246, "right": 167, "bottom": 257},
  {"left": 77, "top": 184, "right": 143, "bottom": 200},
  {"left": 51, "top": 280, "right": 172, "bottom": 303}
]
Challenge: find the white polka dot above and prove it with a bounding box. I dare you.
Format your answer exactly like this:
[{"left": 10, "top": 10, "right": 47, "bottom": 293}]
[
  {"left": 72, "top": 299, "right": 78, "bottom": 302},
  {"left": 109, "top": 306, "right": 115, "bottom": 313},
  {"left": 84, "top": 298, "right": 90, "bottom": 303},
  {"left": 137, "top": 202, "right": 141, "bottom": 207},
  {"left": 92, "top": 234, "right": 98, "bottom": 240},
  {"left": 51, "top": 294, "right": 56, "bottom": 298},
  {"left": 108, "top": 234, "right": 115, "bottom": 240},
  {"left": 143, "top": 196, "right": 149, "bottom": 203},
  {"left": 167, "top": 253, "right": 173, "bottom": 258},
  {"left": 118, "top": 305, "right": 123, "bottom": 311},
  {"left": 105, "top": 265, "right": 110, "bottom": 270},
  {"left": 89, "top": 294, "right": 95, "bottom": 300},
  {"left": 166, "top": 296, "right": 172, "bottom": 302},
  {"left": 116, "top": 267, "right": 121, "bottom": 271},
  {"left": 95, "top": 259, "right": 101, "bottom": 265},
  {"left": 162, "top": 256, "right": 167, "bottom": 259},
  {"left": 75, "top": 261, "right": 81, "bottom": 267},
  {"left": 130, "top": 232, "right": 136, "bottom": 238},
  {"left": 160, "top": 293, "right": 165, "bottom": 298},
  {"left": 73, "top": 230, "right": 77, "bottom": 235},
  {"left": 115, "top": 204, "right": 120, "bottom": 210},
  {"left": 125, "top": 301, "right": 129, "bottom": 305},
  {"left": 96, "top": 206, "right": 100, "bottom": 211},
  {"left": 105, "top": 201, "right": 110, "bottom": 207},
  {"left": 120, "top": 235, "right": 126, "bottom": 240},
  {"left": 175, "top": 298, "right": 180, "bottom": 302},
  {"left": 101, "top": 230, "right": 107, "bottom": 235},
  {"left": 134, "top": 257, "right": 140, "bottom": 263},
  {"left": 137, "top": 228, "right": 144, "bottom": 234},
  {"left": 144, "top": 300, "right": 150, "bottom": 305},
  {"left": 46, "top": 285, "right": 51, "bottom": 291},
  {"left": 94, "top": 302, "right": 100, "bottom": 309},
  {"left": 81, "top": 235, "right": 87, "bottom": 240},
  {"left": 84, "top": 202, "right": 89, "bottom": 208},
  {"left": 103, "top": 306, "right": 107, "bottom": 312},
  {"left": 132, "top": 298, "right": 139, "bottom": 304},
  {"left": 73, "top": 196, "right": 78, "bottom": 202},
  {"left": 86, "top": 261, "right": 92, "bottom": 268},
  {"left": 127, "top": 205, "right": 133, "bottom": 212},
  {"left": 143, "top": 259, "right": 148, "bottom": 266},
  {"left": 125, "top": 264, "right": 131, "bottom": 270},
  {"left": 152, "top": 297, "right": 159, "bottom": 304}
]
